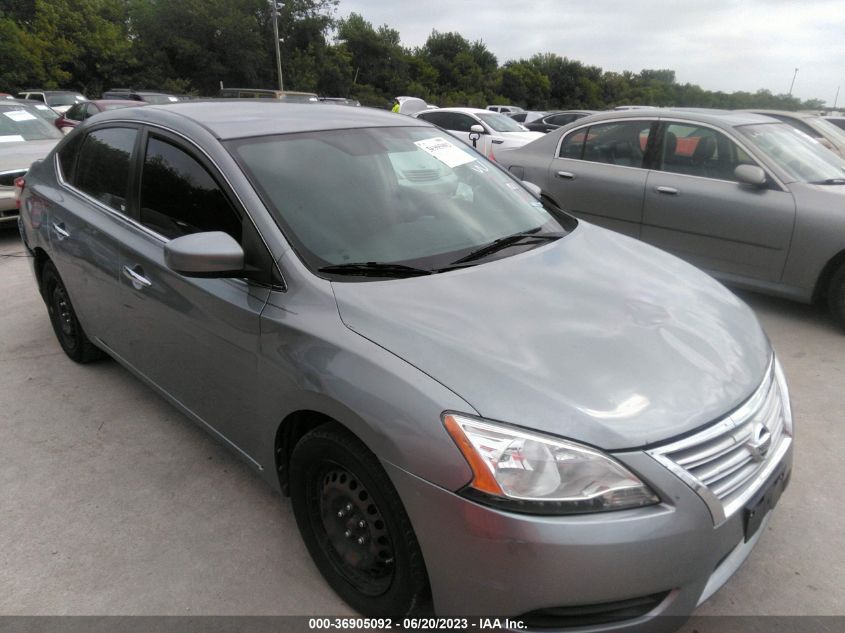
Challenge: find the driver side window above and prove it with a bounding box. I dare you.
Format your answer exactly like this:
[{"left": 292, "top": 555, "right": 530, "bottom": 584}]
[{"left": 658, "top": 123, "right": 755, "bottom": 181}]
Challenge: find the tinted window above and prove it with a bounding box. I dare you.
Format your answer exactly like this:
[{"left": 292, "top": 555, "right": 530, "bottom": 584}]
[
  {"left": 58, "top": 133, "right": 84, "bottom": 182},
  {"left": 74, "top": 127, "right": 137, "bottom": 213},
  {"left": 139, "top": 137, "right": 241, "bottom": 240},
  {"left": 65, "top": 104, "right": 85, "bottom": 121},
  {"left": 659, "top": 123, "right": 753, "bottom": 181},
  {"left": 559, "top": 128, "right": 587, "bottom": 158},
  {"left": 417, "top": 111, "right": 450, "bottom": 128},
  {"left": 547, "top": 114, "right": 575, "bottom": 126},
  {"left": 580, "top": 121, "right": 651, "bottom": 167}
]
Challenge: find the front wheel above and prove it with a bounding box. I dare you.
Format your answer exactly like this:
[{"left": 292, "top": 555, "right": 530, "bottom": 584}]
[{"left": 289, "top": 423, "right": 430, "bottom": 616}]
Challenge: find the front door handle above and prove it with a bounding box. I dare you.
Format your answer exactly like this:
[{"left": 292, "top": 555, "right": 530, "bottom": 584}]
[
  {"left": 556, "top": 171, "right": 575, "bottom": 180},
  {"left": 492, "top": 139, "right": 504, "bottom": 145},
  {"left": 51, "top": 222, "right": 70, "bottom": 240},
  {"left": 122, "top": 265, "right": 152, "bottom": 291},
  {"left": 655, "top": 186, "right": 680, "bottom": 195}
]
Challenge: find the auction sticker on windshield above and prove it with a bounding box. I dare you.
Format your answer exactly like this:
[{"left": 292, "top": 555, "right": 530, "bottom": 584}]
[
  {"left": 414, "top": 137, "right": 475, "bottom": 168},
  {"left": 3, "top": 110, "right": 37, "bottom": 122}
]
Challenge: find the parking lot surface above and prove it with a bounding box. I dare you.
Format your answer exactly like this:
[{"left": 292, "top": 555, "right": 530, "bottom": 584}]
[{"left": 1, "top": 227, "right": 843, "bottom": 617}]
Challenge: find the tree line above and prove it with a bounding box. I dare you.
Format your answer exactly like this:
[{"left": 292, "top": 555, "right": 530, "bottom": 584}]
[{"left": 0, "top": 0, "right": 827, "bottom": 111}]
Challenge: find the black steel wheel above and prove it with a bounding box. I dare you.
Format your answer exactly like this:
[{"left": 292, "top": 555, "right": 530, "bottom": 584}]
[
  {"left": 290, "top": 423, "right": 430, "bottom": 616},
  {"left": 42, "top": 261, "right": 105, "bottom": 363}
]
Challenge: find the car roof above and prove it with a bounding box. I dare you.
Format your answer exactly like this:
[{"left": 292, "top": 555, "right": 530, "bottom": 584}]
[
  {"left": 742, "top": 109, "right": 816, "bottom": 120},
  {"left": 21, "top": 89, "right": 83, "bottom": 95},
  {"left": 93, "top": 100, "right": 430, "bottom": 139},
  {"left": 422, "top": 107, "right": 492, "bottom": 115},
  {"left": 574, "top": 108, "right": 777, "bottom": 127},
  {"left": 89, "top": 99, "right": 145, "bottom": 106}
]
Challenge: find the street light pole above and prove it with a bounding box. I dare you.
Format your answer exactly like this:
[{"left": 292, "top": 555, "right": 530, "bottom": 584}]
[
  {"left": 788, "top": 68, "right": 798, "bottom": 96},
  {"left": 271, "top": 1, "right": 284, "bottom": 91}
]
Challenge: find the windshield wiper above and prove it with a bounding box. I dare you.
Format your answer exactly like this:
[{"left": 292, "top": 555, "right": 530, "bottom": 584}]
[
  {"left": 318, "top": 262, "right": 432, "bottom": 278},
  {"left": 449, "top": 229, "right": 565, "bottom": 266},
  {"left": 809, "top": 178, "right": 845, "bottom": 185}
]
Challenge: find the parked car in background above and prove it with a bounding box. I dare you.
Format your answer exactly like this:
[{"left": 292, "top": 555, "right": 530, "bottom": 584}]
[
  {"left": 217, "top": 88, "right": 318, "bottom": 102},
  {"left": 18, "top": 102, "right": 793, "bottom": 628},
  {"left": 102, "top": 89, "right": 180, "bottom": 104},
  {"left": 486, "top": 104, "right": 524, "bottom": 114},
  {"left": 507, "top": 110, "right": 548, "bottom": 124},
  {"left": 1, "top": 93, "right": 16, "bottom": 100},
  {"left": 497, "top": 108, "right": 845, "bottom": 327},
  {"left": 822, "top": 115, "right": 845, "bottom": 132},
  {"left": 0, "top": 101, "right": 63, "bottom": 225},
  {"left": 7, "top": 99, "right": 60, "bottom": 124},
  {"left": 745, "top": 109, "right": 845, "bottom": 158},
  {"left": 413, "top": 107, "right": 543, "bottom": 160},
  {"left": 525, "top": 110, "right": 599, "bottom": 133},
  {"left": 55, "top": 100, "right": 143, "bottom": 134},
  {"left": 17, "top": 90, "right": 88, "bottom": 114}
]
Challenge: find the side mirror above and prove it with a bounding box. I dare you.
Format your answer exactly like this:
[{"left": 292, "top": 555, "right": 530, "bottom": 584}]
[
  {"left": 164, "top": 231, "right": 244, "bottom": 277},
  {"left": 468, "top": 124, "right": 485, "bottom": 149},
  {"left": 734, "top": 164, "right": 767, "bottom": 188},
  {"left": 521, "top": 180, "right": 542, "bottom": 199}
]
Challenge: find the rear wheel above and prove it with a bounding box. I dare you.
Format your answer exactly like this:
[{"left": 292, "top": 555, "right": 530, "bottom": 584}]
[
  {"left": 289, "top": 423, "right": 430, "bottom": 616},
  {"left": 42, "top": 261, "right": 105, "bottom": 363},
  {"left": 828, "top": 264, "right": 845, "bottom": 330}
]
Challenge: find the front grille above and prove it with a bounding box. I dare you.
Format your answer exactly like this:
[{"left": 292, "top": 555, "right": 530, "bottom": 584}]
[
  {"left": 0, "top": 169, "right": 27, "bottom": 187},
  {"left": 520, "top": 591, "right": 670, "bottom": 628},
  {"left": 648, "top": 357, "right": 792, "bottom": 524}
]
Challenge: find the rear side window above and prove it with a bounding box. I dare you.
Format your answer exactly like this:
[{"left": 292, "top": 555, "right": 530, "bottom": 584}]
[
  {"left": 73, "top": 127, "right": 137, "bottom": 213},
  {"left": 561, "top": 121, "right": 651, "bottom": 168},
  {"left": 57, "top": 133, "right": 84, "bottom": 181},
  {"left": 139, "top": 137, "right": 241, "bottom": 241}
]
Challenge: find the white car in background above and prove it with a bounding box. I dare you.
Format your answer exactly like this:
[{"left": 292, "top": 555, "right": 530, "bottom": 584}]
[{"left": 413, "top": 107, "right": 543, "bottom": 160}]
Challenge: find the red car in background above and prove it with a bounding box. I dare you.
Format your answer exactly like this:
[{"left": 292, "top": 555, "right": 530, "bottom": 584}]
[{"left": 54, "top": 99, "right": 142, "bottom": 133}]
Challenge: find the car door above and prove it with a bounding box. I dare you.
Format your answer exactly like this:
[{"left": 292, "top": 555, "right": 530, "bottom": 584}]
[
  {"left": 641, "top": 121, "right": 796, "bottom": 283},
  {"left": 49, "top": 125, "right": 141, "bottom": 346},
  {"left": 113, "top": 128, "right": 277, "bottom": 464},
  {"left": 545, "top": 119, "right": 655, "bottom": 238}
]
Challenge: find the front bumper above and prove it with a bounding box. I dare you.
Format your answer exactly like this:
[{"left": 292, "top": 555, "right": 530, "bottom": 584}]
[{"left": 384, "top": 443, "right": 792, "bottom": 631}]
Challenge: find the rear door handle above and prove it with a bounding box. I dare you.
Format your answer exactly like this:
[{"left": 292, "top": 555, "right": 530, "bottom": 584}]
[
  {"left": 492, "top": 139, "right": 504, "bottom": 144},
  {"left": 556, "top": 171, "right": 575, "bottom": 180},
  {"left": 122, "top": 265, "right": 152, "bottom": 291},
  {"left": 51, "top": 222, "right": 70, "bottom": 239},
  {"left": 655, "top": 186, "right": 679, "bottom": 195}
]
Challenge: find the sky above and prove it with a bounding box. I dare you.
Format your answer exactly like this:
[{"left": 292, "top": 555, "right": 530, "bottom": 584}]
[{"left": 337, "top": 0, "right": 845, "bottom": 106}]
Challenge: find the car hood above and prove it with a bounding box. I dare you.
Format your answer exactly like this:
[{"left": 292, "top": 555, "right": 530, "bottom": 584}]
[
  {"left": 0, "top": 139, "right": 60, "bottom": 172},
  {"left": 332, "top": 223, "right": 771, "bottom": 450}
]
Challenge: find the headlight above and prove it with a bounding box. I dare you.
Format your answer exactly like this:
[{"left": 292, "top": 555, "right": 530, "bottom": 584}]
[
  {"left": 773, "top": 356, "right": 793, "bottom": 435},
  {"left": 443, "top": 414, "right": 660, "bottom": 515}
]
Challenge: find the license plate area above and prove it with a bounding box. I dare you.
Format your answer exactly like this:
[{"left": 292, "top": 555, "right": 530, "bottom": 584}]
[{"left": 743, "top": 462, "right": 790, "bottom": 541}]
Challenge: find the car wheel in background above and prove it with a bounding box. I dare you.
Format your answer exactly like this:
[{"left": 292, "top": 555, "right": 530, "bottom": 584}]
[
  {"left": 289, "top": 423, "right": 430, "bottom": 616},
  {"left": 42, "top": 261, "right": 106, "bottom": 363}
]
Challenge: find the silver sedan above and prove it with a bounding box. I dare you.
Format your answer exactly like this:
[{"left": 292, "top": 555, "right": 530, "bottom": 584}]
[{"left": 496, "top": 108, "right": 845, "bottom": 328}]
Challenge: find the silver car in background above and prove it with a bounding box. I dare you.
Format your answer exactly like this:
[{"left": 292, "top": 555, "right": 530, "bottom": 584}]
[
  {"left": 497, "top": 109, "right": 845, "bottom": 328},
  {"left": 18, "top": 103, "right": 792, "bottom": 631},
  {"left": 0, "top": 101, "right": 63, "bottom": 225}
]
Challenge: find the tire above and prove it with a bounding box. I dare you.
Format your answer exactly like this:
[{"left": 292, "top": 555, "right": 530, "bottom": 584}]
[
  {"left": 829, "top": 264, "right": 845, "bottom": 330},
  {"left": 289, "top": 423, "right": 430, "bottom": 617},
  {"left": 42, "top": 261, "right": 106, "bottom": 363}
]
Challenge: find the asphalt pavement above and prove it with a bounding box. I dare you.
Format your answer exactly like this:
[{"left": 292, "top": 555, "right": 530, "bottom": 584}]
[{"left": 1, "top": 227, "right": 843, "bottom": 618}]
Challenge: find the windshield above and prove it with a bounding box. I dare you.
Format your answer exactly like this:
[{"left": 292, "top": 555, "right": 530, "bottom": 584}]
[
  {"left": 47, "top": 93, "right": 87, "bottom": 106},
  {"left": 738, "top": 122, "right": 845, "bottom": 183},
  {"left": 0, "top": 106, "right": 63, "bottom": 141},
  {"left": 229, "top": 126, "right": 574, "bottom": 277},
  {"left": 477, "top": 112, "right": 526, "bottom": 133}
]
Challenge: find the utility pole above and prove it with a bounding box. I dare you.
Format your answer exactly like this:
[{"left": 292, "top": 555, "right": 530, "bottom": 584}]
[
  {"left": 271, "top": 1, "right": 284, "bottom": 91},
  {"left": 788, "top": 68, "right": 798, "bottom": 96},
  {"left": 834, "top": 86, "right": 840, "bottom": 110}
]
